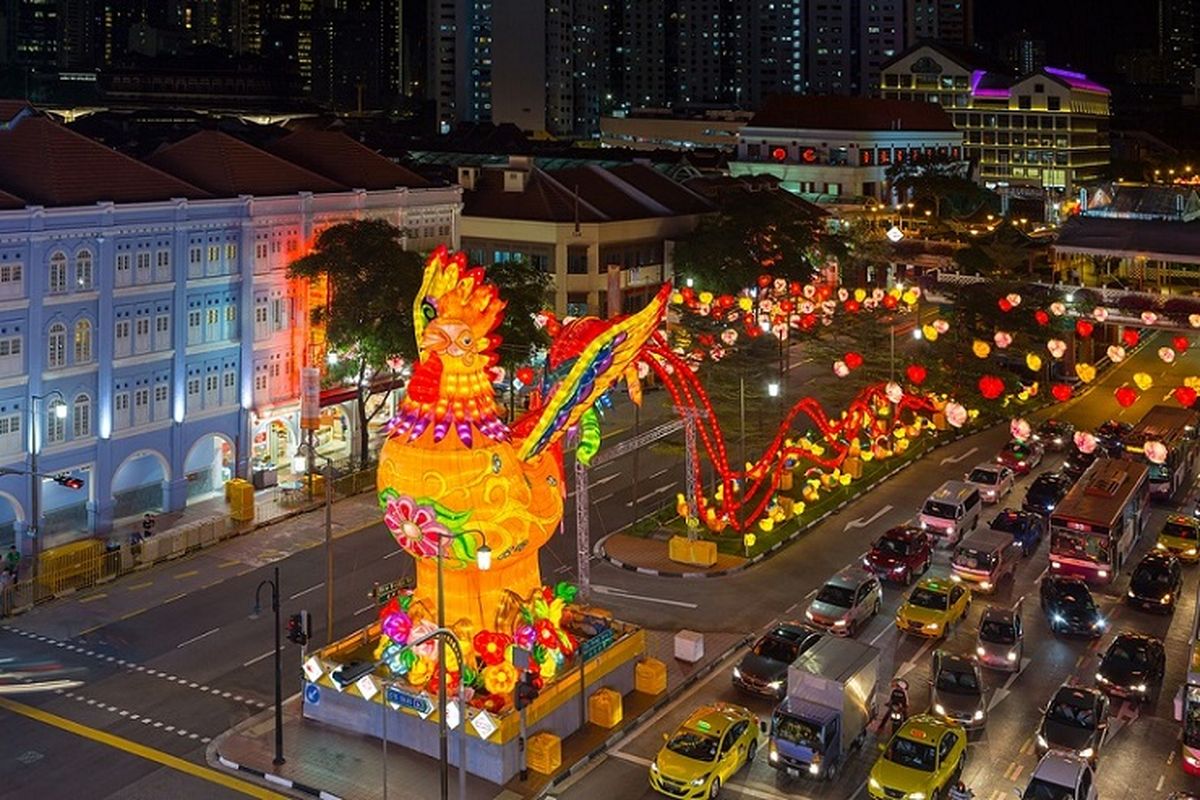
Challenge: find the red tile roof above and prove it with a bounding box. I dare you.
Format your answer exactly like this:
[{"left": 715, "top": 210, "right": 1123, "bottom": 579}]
[
  {"left": 0, "top": 100, "right": 31, "bottom": 126},
  {"left": 146, "top": 130, "right": 345, "bottom": 197},
  {"left": 550, "top": 166, "right": 666, "bottom": 220},
  {"left": 0, "top": 113, "right": 208, "bottom": 207},
  {"left": 462, "top": 167, "right": 607, "bottom": 222},
  {"left": 264, "top": 130, "right": 429, "bottom": 190},
  {"left": 748, "top": 95, "right": 956, "bottom": 132},
  {"left": 608, "top": 164, "right": 714, "bottom": 215}
]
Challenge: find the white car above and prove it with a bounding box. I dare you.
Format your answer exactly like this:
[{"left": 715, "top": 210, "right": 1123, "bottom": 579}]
[
  {"left": 964, "top": 463, "right": 1015, "bottom": 504},
  {"left": 1018, "top": 753, "right": 1098, "bottom": 799}
]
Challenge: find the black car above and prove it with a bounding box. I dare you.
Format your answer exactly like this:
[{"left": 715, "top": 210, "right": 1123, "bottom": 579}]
[
  {"left": 732, "top": 623, "right": 821, "bottom": 698},
  {"left": 1022, "top": 472, "right": 1073, "bottom": 515},
  {"left": 988, "top": 508, "right": 1046, "bottom": 557},
  {"left": 1040, "top": 575, "right": 1106, "bottom": 637},
  {"left": 1126, "top": 552, "right": 1183, "bottom": 613},
  {"left": 1095, "top": 420, "right": 1132, "bottom": 455},
  {"left": 1062, "top": 449, "right": 1100, "bottom": 482},
  {"left": 1035, "top": 684, "right": 1110, "bottom": 765},
  {"left": 1096, "top": 632, "right": 1166, "bottom": 701},
  {"left": 1033, "top": 419, "right": 1076, "bottom": 452}
]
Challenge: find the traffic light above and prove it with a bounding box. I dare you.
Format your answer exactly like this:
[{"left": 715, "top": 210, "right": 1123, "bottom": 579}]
[
  {"left": 53, "top": 474, "right": 84, "bottom": 490},
  {"left": 514, "top": 670, "right": 541, "bottom": 711},
  {"left": 287, "top": 610, "right": 311, "bottom": 646}
]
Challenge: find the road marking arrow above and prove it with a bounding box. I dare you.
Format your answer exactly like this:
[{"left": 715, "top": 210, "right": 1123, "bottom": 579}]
[
  {"left": 940, "top": 446, "right": 980, "bottom": 466},
  {"left": 844, "top": 505, "right": 893, "bottom": 532}
]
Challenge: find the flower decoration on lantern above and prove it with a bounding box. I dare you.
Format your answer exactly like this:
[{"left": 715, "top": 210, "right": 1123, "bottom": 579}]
[
  {"left": 1122, "top": 329, "right": 1140, "bottom": 348},
  {"left": 945, "top": 402, "right": 968, "bottom": 428},
  {"left": 384, "top": 495, "right": 451, "bottom": 559},
  {"left": 1106, "top": 345, "right": 1126, "bottom": 363},
  {"left": 1144, "top": 440, "right": 1168, "bottom": 465},
  {"left": 1159, "top": 347, "right": 1177, "bottom": 364},
  {"left": 1047, "top": 339, "right": 1067, "bottom": 359},
  {"left": 1074, "top": 431, "right": 1097, "bottom": 454},
  {"left": 1010, "top": 417, "right": 1031, "bottom": 442}
]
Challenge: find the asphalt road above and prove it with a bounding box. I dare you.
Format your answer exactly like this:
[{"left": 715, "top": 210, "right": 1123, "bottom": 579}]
[{"left": 554, "top": 335, "right": 1200, "bottom": 800}]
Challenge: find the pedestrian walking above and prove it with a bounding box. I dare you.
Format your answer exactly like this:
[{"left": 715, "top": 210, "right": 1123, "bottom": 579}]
[
  {"left": 141, "top": 513, "right": 156, "bottom": 538},
  {"left": 948, "top": 780, "right": 974, "bottom": 800},
  {"left": 4, "top": 544, "right": 19, "bottom": 578}
]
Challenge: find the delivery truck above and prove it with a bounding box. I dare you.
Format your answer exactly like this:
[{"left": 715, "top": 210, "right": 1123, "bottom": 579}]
[{"left": 767, "top": 636, "right": 880, "bottom": 781}]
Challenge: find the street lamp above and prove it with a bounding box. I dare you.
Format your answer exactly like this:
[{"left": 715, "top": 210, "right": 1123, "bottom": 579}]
[
  {"left": 767, "top": 381, "right": 780, "bottom": 398},
  {"left": 295, "top": 442, "right": 335, "bottom": 645},
  {"left": 28, "top": 390, "right": 66, "bottom": 563},
  {"left": 252, "top": 566, "right": 284, "bottom": 766}
]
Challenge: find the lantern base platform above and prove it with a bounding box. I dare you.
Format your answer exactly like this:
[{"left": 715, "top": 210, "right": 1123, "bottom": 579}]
[{"left": 302, "top": 622, "right": 646, "bottom": 785}]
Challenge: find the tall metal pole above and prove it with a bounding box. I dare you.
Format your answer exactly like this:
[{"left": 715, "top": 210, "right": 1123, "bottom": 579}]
[
  {"left": 382, "top": 681, "right": 389, "bottom": 800},
  {"left": 890, "top": 324, "right": 896, "bottom": 382},
  {"left": 739, "top": 374, "right": 746, "bottom": 472},
  {"left": 28, "top": 397, "right": 38, "bottom": 566},
  {"left": 574, "top": 458, "right": 590, "bottom": 602},
  {"left": 270, "top": 566, "right": 284, "bottom": 765},
  {"left": 630, "top": 403, "right": 640, "bottom": 524},
  {"left": 436, "top": 545, "right": 448, "bottom": 800},
  {"left": 324, "top": 457, "right": 334, "bottom": 644}
]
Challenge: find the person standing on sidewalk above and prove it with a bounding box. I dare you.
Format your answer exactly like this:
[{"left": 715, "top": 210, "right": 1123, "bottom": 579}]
[
  {"left": 142, "top": 513, "right": 157, "bottom": 538},
  {"left": 4, "top": 544, "right": 19, "bottom": 579}
]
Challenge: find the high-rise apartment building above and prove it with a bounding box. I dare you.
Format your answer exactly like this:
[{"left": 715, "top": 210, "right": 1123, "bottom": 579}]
[
  {"left": 1158, "top": 0, "right": 1196, "bottom": 89},
  {"left": 906, "top": 0, "right": 973, "bottom": 47},
  {"left": 806, "top": 0, "right": 904, "bottom": 96},
  {"left": 1002, "top": 30, "right": 1046, "bottom": 76}
]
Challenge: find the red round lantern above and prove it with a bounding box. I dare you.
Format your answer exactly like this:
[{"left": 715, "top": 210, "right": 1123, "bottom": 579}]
[
  {"left": 516, "top": 367, "right": 535, "bottom": 385},
  {"left": 1173, "top": 336, "right": 1190, "bottom": 353},
  {"left": 978, "top": 375, "right": 1005, "bottom": 399},
  {"left": 998, "top": 298, "right": 1014, "bottom": 313},
  {"left": 1074, "top": 320, "right": 1094, "bottom": 338},
  {"left": 1122, "top": 329, "right": 1139, "bottom": 348},
  {"left": 771, "top": 147, "right": 787, "bottom": 162},
  {"left": 882, "top": 294, "right": 898, "bottom": 310},
  {"left": 1051, "top": 384, "right": 1073, "bottom": 402},
  {"left": 905, "top": 364, "right": 927, "bottom": 385},
  {"left": 1175, "top": 386, "right": 1198, "bottom": 408},
  {"left": 844, "top": 352, "right": 864, "bottom": 369},
  {"left": 1114, "top": 386, "right": 1138, "bottom": 408},
  {"left": 1034, "top": 309, "right": 1050, "bottom": 326},
  {"left": 757, "top": 275, "right": 772, "bottom": 288},
  {"left": 843, "top": 300, "right": 861, "bottom": 313}
]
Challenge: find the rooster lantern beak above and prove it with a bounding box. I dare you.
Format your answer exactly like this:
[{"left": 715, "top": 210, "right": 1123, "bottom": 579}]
[{"left": 421, "top": 319, "right": 478, "bottom": 365}]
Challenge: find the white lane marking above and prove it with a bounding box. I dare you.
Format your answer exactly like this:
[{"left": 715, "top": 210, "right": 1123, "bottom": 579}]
[
  {"left": 175, "top": 627, "right": 220, "bottom": 649},
  {"left": 384, "top": 549, "right": 404, "bottom": 559},
  {"left": 594, "top": 473, "right": 621, "bottom": 487},
  {"left": 355, "top": 603, "right": 376, "bottom": 615},
  {"left": 895, "top": 636, "right": 937, "bottom": 680},
  {"left": 242, "top": 649, "right": 276, "bottom": 668},
  {"left": 610, "top": 751, "right": 652, "bottom": 767},
  {"left": 868, "top": 623, "right": 894, "bottom": 647},
  {"left": 940, "top": 446, "right": 980, "bottom": 466},
  {"left": 289, "top": 582, "right": 324, "bottom": 600},
  {"left": 595, "top": 492, "right": 615, "bottom": 503},
  {"left": 647, "top": 468, "right": 671, "bottom": 481},
  {"left": 627, "top": 482, "right": 678, "bottom": 506},
  {"left": 591, "top": 584, "right": 699, "bottom": 609},
  {"left": 844, "top": 504, "right": 894, "bottom": 532}
]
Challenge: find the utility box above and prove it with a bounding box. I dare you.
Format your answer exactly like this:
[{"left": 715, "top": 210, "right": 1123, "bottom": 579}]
[
  {"left": 668, "top": 535, "right": 717, "bottom": 567},
  {"left": 635, "top": 658, "right": 668, "bottom": 695},
  {"left": 674, "top": 630, "right": 704, "bottom": 663},
  {"left": 228, "top": 479, "right": 255, "bottom": 522},
  {"left": 588, "top": 687, "right": 623, "bottom": 729},
  {"left": 527, "top": 732, "right": 562, "bottom": 774}
]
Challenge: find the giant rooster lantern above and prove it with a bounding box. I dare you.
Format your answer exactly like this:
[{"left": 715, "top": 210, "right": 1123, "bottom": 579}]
[{"left": 377, "top": 247, "right": 667, "bottom": 637}]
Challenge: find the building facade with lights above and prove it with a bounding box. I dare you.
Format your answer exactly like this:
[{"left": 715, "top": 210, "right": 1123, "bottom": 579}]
[
  {"left": 879, "top": 43, "right": 1111, "bottom": 204},
  {"left": 0, "top": 104, "right": 461, "bottom": 552},
  {"left": 729, "top": 95, "right": 963, "bottom": 203}
]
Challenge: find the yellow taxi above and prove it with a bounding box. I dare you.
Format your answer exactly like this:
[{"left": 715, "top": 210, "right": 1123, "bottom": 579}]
[
  {"left": 895, "top": 577, "right": 970, "bottom": 638},
  {"left": 1156, "top": 515, "right": 1200, "bottom": 564},
  {"left": 868, "top": 714, "right": 968, "bottom": 800},
  {"left": 650, "top": 703, "right": 761, "bottom": 798}
]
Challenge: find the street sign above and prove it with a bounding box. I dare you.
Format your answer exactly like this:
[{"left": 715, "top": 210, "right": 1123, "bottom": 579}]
[
  {"left": 302, "top": 656, "right": 324, "bottom": 683},
  {"left": 304, "top": 683, "right": 321, "bottom": 706},
  {"left": 385, "top": 685, "right": 433, "bottom": 717},
  {"left": 355, "top": 674, "right": 378, "bottom": 701},
  {"left": 372, "top": 579, "right": 410, "bottom": 605},
  {"left": 470, "top": 709, "right": 497, "bottom": 740}
]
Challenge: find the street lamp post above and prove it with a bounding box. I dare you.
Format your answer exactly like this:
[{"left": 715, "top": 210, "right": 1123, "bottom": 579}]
[
  {"left": 253, "top": 566, "right": 284, "bottom": 766},
  {"left": 28, "top": 391, "right": 66, "bottom": 564},
  {"left": 295, "top": 442, "right": 335, "bottom": 644}
]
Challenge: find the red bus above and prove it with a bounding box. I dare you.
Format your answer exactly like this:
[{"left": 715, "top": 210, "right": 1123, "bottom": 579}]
[
  {"left": 1049, "top": 459, "right": 1149, "bottom": 584},
  {"left": 1124, "top": 405, "right": 1200, "bottom": 499}
]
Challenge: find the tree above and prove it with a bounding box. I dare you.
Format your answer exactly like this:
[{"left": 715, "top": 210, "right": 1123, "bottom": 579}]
[
  {"left": 887, "top": 155, "right": 999, "bottom": 219},
  {"left": 485, "top": 258, "right": 552, "bottom": 417},
  {"left": 288, "top": 220, "right": 424, "bottom": 470},
  {"left": 673, "top": 193, "right": 821, "bottom": 294}
]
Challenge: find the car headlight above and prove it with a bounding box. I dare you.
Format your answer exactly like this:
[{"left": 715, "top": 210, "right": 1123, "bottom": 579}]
[
  {"left": 1097, "top": 570, "right": 1108, "bottom": 579},
  {"left": 919, "top": 520, "right": 927, "bottom": 529},
  {"left": 934, "top": 703, "right": 946, "bottom": 715},
  {"left": 1096, "top": 672, "right": 1107, "bottom": 683},
  {"left": 1007, "top": 650, "right": 1018, "bottom": 662},
  {"left": 1051, "top": 613, "right": 1066, "bottom": 625},
  {"left": 951, "top": 574, "right": 962, "bottom": 582},
  {"left": 834, "top": 619, "right": 847, "bottom": 627},
  {"left": 1162, "top": 594, "right": 1173, "bottom": 604},
  {"left": 805, "top": 610, "right": 814, "bottom": 620},
  {"left": 1127, "top": 590, "right": 1136, "bottom": 598},
  {"left": 869, "top": 777, "right": 882, "bottom": 790},
  {"left": 732, "top": 667, "right": 741, "bottom": 679},
  {"left": 980, "top": 581, "right": 992, "bottom": 590},
  {"left": 1135, "top": 683, "right": 1147, "bottom": 693},
  {"left": 1188, "top": 548, "right": 1197, "bottom": 555},
  {"left": 1092, "top": 618, "right": 1106, "bottom": 630},
  {"left": 973, "top": 709, "right": 985, "bottom": 721},
  {"left": 925, "top": 622, "right": 940, "bottom": 631},
  {"left": 691, "top": 774, "right": 708, "bottom": 786},
  {"left": 808, "top": 762, "right": 820, "bottom": 775},
  {"left": 767, "top": 679, "right": 784, "bottom": 691},
  {"left": 1037, "top": 733, "right": 1048, "bottom": 748},
  {"left": 769, "top": 749, "right": 778, "bottom": 763},
  {"left": 976, "top": 646, "right": 986, "bottom": 657},
  {"left": 908, "top": 793, "right": 926, "bottom": 800},
  {"left": 1018, "top": 460, "right": 1026, "bottom": 467},
  {"left": 1078, "top": 747, "right": 1094, "bottom": 759},
  {"left": 650, "top": 762, "right": 659, "bottom": 774},
  {"left": 893, "top": 564, "right": 906, "bottom": 573},
  {"left": 1054, "top": 437, "right": 1063, "bottom": 445},
  {"left": 1156, "top": 542, "right": 1168, "bottom": 550}
]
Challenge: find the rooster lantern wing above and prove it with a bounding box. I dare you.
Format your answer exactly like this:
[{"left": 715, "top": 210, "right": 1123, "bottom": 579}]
[{"left": 378, "top": 247, "right": 668, "bottom": 631}]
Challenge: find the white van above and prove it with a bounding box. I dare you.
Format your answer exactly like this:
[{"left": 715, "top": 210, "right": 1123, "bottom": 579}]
[{"left": 918, "top": 480, "right": 981, "bottom": 546}]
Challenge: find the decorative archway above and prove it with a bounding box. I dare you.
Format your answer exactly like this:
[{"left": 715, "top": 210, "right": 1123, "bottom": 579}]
[
  {"left": 0, "top": 489, "right": 24, "bottom": 548},
  {"left": 110, "top": 450, "right": 170, "bottom": 521},
  {"left": 183, "top": 432, "right": 236, "bottom": 504}
]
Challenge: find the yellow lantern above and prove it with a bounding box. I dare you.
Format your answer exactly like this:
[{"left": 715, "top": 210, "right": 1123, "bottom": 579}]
[
  {"left": 972, "top": 340, "right": 991, "bottom": 359},
  {"left": 743, "top": 532, "right": 757, "bottom": 549},
  {"left": 1075, "top": 363, "right": 1097, "bottom": 383},
  {"left": 922, "top": 324, "right": 939, "bottom": 341},
  {"left": 1133, "top": 372, "right": 1154, "bottom": 391},
  {"left": 738, "top": 296, "right": 754, "bottom": 312},
  {"left": 1025, "top": 353, "right": 1043, "bottom": 372},
  {"left": 698, "top": 291, "right": 714, "bottom": 304}
]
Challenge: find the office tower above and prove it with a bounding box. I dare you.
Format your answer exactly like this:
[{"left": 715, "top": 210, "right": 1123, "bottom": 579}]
[
  {"left": 907, "top": 0, "right": 973, "bottom": 47},
  {"left": 1159, "top": 0, "right": 1196, "bottom": 88}
]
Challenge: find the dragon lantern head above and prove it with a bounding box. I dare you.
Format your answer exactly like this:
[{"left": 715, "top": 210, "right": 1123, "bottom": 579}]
[{"left": 415, "top": 246, "right": 505, "bottom": 371}]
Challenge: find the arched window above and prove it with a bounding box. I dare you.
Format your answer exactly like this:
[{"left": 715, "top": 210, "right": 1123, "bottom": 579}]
[
  {"left": 47, "top": 322, "right": 66, "bottom": 368},
  {"left": 73, "top": 319, "right": 92, "bottom": 364},
  {"left": 73, "top": 393, "right": 91, "bottom": 438},
  {"left": 75, "top": 250, "right": 93, "bottom": 290},
  {"left": 48, "top": 251, "right": 67, "bottom": 294}
]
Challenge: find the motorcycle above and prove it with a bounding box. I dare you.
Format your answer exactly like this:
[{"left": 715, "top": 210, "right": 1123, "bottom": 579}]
[{"left": 885, "top": 678, "right": 909, "bottom": 736}]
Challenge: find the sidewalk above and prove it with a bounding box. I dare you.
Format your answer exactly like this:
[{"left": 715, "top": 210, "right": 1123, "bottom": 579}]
[
  {"left": 210, "top": 628, "right": 749, "bottom": 800},
  {"left": 601, "top": 531, "right": 747, "bottom": 576},
  {"left": 2, "top": 491, "right": 383, "bottom": 641}
]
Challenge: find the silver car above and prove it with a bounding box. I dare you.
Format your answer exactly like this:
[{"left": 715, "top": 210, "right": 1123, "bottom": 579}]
[
  {"left": 964, "top": 462, "right": 1015, "bottom": 504},
  {"left": 930, "top": 650, "right": 987, "bottom": 730},
  {"left": 976, "top": 604, "right": 1023, "bottom": 672},
  {"left": 805, "top": 567, "right": 883, "bottom": 637}
]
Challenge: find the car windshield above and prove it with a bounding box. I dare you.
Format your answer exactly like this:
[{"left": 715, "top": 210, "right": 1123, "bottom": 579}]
[
  {"left": 816, "top": 584, "right": 855, "bottom": 608},
  {"left": 1046, "top": 697, "right": 1097, "bottom": 729},
  {"left": 1106, "top": 640, "right": 1151, "bottom": 667},
  {"left": 666, "top": 730, "right": 718, "bottom": 762},
  {"left": 752, "top": 636, "right": 798, "bottom": 664},
  {"left": 885, "top": 736, "right": 937, "bottom": 772},
  {"left": 1022, "top": 779, "right": 1077, "bottom": 800},
  {"left": 877, "top": 537, "right": 910, "bottom": 555},
  {"left": 1039, "top": 422, "right": 1067, "bottom": 435},
  {"left": 1057, "top": 587, "right": 1096, "bottom": 612},
  {"left": 968, "top": 468, "right": 999, "bottom": 484},
  {"left": 980, "top": 620, "right": 1017, "bottom": 644},
  {"left": 1004, "top": 442, "right": 1030, "bottom": 457},
  {"left": 990, "top": 513, "right": 1025, "bottom": 533},
  {"left": 909, "top": 588, "right": 949, "bottom": 610},
  {"left": 1163, "top": 521, "right": 1199, "bottom": 541},
  {"left": 953, "top": 547, "right": 996, "bottom": 570},
  {"left": 1051, "top": 531, "right": 1110, "bottom": 564},
  {"left": 1132, "top": 565, "right": 1173, "bottom": 591},
  {"left": 772, "top": 713, "right": 822, "bottom": 747},
  {"left": 936, "top": 666, "right": 980, "bottom": 694},
  {"left": 1186, "top": 686, "right": 1200, "bottom": 748},
  {"left": 923, "top": 500, "right": 958, "bottom": 519}
]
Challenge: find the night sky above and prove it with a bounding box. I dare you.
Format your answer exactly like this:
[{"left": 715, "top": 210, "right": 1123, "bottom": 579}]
[{"left": 976, "top": 0, "right": 1158, "bottom": 80}]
